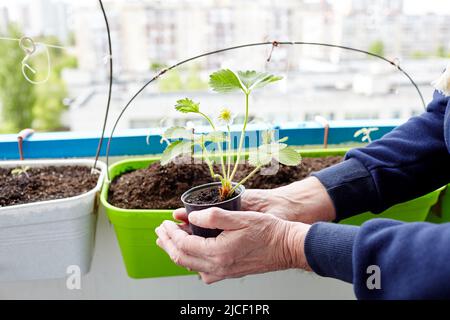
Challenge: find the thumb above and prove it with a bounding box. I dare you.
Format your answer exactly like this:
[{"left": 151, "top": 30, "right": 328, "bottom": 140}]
[
  {"left": 173, "top": 208, "right": 188, "bottom": 223},
  {"left": 188, "top": 207, "right": 253, "bottom": 231}
]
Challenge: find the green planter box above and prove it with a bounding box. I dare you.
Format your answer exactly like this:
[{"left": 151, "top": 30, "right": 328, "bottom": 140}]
[
  {"left": 101, "top": 157, "right": 194, "bottom": 279},
  {"left": 426, "top": 185, "right": 450, "bottom": 224},
  {"left": 341, "top": 191, "right": 443, "bottom": 225},
  {"left": 101, "top": 148, "right": 444, "bottom": 279}
]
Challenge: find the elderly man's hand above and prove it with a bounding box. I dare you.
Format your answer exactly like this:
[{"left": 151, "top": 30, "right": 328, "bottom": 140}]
[
  {"left": 242, "top": 177, "right": 336, "bottom": 223},
  {"left": 172, "top": 177, "right": 335, "bottom": 225},
  {"left": 155, "top": 207, "right": 311, "bottom": 284}
]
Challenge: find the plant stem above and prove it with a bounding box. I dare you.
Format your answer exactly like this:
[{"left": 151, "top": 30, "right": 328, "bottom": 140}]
[
  {"left": 229, "top": 165, "right": 262, "bottom": 195},
  {"left": 199, "top": 112, "right": 216, "bottom": 129},
  {"left": 229, "top": 92, "right": 249, "bottom": 182},
  {"left": 226, "top": 124, "right": 232, "bottom": 179},
  {"left": 217, "top": 142, "right": 228, "bottom": 182},
  {"left": 200, "top": 140, "right": 222, "bottom": 180},
  {"left": 199, "top": 111, "right": 228, "bottom": 181},
  {"left": 191, "top": 128, "right": 195, "bottom": 155}
]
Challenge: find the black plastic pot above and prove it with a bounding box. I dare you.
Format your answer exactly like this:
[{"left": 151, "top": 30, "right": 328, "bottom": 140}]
[{"left": 181, "top": 182, "right": 245, "bottom": 238}]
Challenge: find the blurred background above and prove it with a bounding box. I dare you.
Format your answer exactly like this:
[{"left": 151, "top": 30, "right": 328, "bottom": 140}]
[{"left": 0, "top": 0, "right": 449, "bottom": 134}]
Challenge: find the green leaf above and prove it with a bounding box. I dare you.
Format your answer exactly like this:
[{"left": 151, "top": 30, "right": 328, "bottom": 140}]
[
  {"left": 248, "top": 143, "right": 284, "bottom": 167},
  {"left": 11, "top": 166, "right": 30, "bottom": 176},
  {"left": 11, "top": 168, "right": 21, "bottom": 175},
  {"left": 209, "top": 69, "right": 244, "bottom": 93},
  {"left": 248, "top": 150, "right": 272, "bottom": 167},
  {"left": 275, "top": 147, "right": 302, "bottom": 166},
  {"left": 258, "top": 142, "right": 287, "bottom": 155},
  {"left": 353, "top": 128, "right": 364, "bottom": 138},
  {"left": 160, "top": 140, "right": 192, "bottom": 165},
  {"left": 209, "top": 69, "right": 282, "bottom": 94},
  {"left": 175, "top": 98, "right": 200, "bottom": 113},
  {"left": 162, "top": 126, "right": 193, "bottom": 140},
  {"left": 237, "top": 71, "right": 282, "bottom": 91},
  {"left": 249, "top": 143, "right": 300, "bottom": 167},
  {"left": 354, "top": 127, "right": 379, "bottom": 140}
]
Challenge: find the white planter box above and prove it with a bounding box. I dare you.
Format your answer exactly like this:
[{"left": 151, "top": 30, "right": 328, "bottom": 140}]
[{"left": 0, "top": 159, "right": 106, "bottom": 282}]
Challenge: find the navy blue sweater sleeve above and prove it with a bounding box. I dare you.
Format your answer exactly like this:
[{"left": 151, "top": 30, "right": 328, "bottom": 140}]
[
  {"left": 304, "top": 220, "right": 450, "bottom": 299},
  {"left": 313, "top": 90, "right": 450, "bottom": 220}
]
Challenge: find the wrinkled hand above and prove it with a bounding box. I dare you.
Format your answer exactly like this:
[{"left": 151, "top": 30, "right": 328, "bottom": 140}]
[
  {"left": 156, "top": 207, "right": 311, "bottom": 284},
  {"left": 242, "top": 177, "right": 336, "bottom": 223}
]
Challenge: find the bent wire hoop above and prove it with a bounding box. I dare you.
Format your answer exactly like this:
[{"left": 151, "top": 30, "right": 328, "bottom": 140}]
[
  {"left": 93, "top": 0, "right": 113, "bottom": 169},
  {"left": 101, "top": 41, "right": 427, "bottom": 180}
]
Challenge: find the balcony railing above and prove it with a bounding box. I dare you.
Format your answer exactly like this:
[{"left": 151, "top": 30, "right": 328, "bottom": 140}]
[{"left": 0, "top": 119, "right": 403, "bottom": 160}]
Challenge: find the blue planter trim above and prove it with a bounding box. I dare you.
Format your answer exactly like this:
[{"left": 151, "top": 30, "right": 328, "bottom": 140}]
[{"left": 0, "top": 119, "right": 403, "bottom": 160}]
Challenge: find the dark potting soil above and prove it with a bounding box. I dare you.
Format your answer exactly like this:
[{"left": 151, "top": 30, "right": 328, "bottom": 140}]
[
  {"left": 108, "top": 156, "right": 343, "bottom": 209},
  {"left": 184, "top": 186, "right": 245, "bottom": 205},
  {"left": 185, "top": 187, "right": 222, "bottom": 205},
  {"left": 108, "top": 160, "right": 216, "bottom": 210},
  {"left": 0, "top": 166, "right": 99, "bottom": 207}
]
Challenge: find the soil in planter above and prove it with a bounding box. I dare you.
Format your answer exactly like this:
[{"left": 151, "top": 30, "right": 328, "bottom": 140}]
[
  {"left": 184, "top": 184, "right": 244, "bottom": 205},
  {"left": 0, "top": 166, "right": 99, "bottom": 207},
  {"left": 185, "top": 187, "right": 222, "bottom": 205},
  {"left": 108, "top": 156, "right": 343, "bottom": 210},
  {"left": 108, "top": 160, "right": 216, "bottom": 210}
]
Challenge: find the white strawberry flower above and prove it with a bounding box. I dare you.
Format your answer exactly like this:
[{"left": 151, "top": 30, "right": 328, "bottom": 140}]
[{"left": 216, "top": 107, "right": 236, "bottom": 126}]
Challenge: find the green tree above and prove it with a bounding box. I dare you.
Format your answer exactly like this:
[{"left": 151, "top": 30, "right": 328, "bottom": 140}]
[
  {"left": 185, "top": 64, "right": 208, "bottom": 91},
  {"left": 31, "top": 35, "right": 76, "bottom": 131},
  {"left": 368, "top": 40, "right": 385, "bottom": 57},
  {"left": 411, "top": 50, "right": 429, "bottom": 59},
  {"left": 32, "top": 70, "right": 68, "bottom": 131},
  {"left": 150, "top": 61, "right": 166, "bottom": 72},
  {"left": 157, "top": 64, "right": 207, "bottom": 92},
  {"left": 0, "top": 24, "right": 36, "bottom": 133},
  {"left": 436, "top": 45, "right": 448, "bottom": 58},
  {"left": 159, "top": 69, "right": 183, "bottom": 92},
  {"left": 0, "top": 26, "right": 76, "bottom": 133}
]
